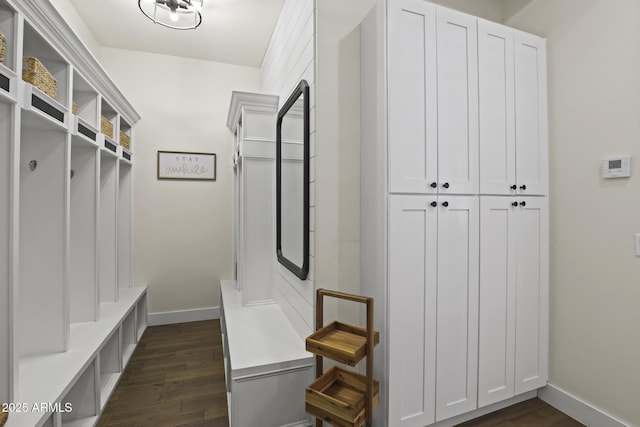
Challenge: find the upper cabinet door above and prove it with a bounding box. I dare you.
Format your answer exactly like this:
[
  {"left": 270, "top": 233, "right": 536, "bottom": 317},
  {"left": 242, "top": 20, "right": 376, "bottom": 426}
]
[
  {"left": 388, "top": 0, "right": 438, "bottom": 194},
  {"left": 436, "top": 195, "right": 479, "bottom": 421},
  {"left": 514, "top": 32, "right": 548, "bottom": 195},
  {"left": 388, "top": 194, "right": 437, "bottom": 427},
  {"left": 478, "top": 20, "right": 516, "bottom": 195},
  {"left": 436, "top": 9, "right": 479, "bottom": 195}
]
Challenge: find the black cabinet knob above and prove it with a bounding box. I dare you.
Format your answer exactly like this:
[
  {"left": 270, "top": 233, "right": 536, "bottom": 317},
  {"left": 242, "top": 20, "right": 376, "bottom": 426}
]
[
  {"left": 442, "top": 201, "right": 449, "bottom": 207},
  {"left": 511, "top": 184, "right": 517, "bottom": 190},
  {"left": 512, "top": 201, "right": 518, "bottom": 207},
  {"left": 442, "top": 182, "right": 450, "bottom": 189},
  {"left": 520, "top": 185, "right": 527, "bottom": 190},
  {"left": 430, "top": 182, "right": 437, "bottom": 188},
  {"left": 430, "top": 201, "right": 437, "bottom": 207},
  {"left": 520, "top": 201, "right": 527, "bottom": 207}
]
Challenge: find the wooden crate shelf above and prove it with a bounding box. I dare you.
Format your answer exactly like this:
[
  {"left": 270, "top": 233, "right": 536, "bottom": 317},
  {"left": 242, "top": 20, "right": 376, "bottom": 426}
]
[
  {"left": 306, "top": 289, "right": 379, "bottom": 427},
  {"left": 306, "top": 366, "right": 379, "bottom": 427},
  {"left": 306, "top": 321, "right": 379, "bottom": 366}
]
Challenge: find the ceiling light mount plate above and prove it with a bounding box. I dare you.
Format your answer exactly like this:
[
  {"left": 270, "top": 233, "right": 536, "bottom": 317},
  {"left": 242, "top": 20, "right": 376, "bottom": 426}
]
[{"left": 138, "top": 0, "right": 203, "bottom": 30}]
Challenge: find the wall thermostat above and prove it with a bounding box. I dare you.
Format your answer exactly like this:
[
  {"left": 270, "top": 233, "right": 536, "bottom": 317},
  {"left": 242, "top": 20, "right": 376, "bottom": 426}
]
[{"left": 602, "top": 156, "right": 631, "bottom": 178}]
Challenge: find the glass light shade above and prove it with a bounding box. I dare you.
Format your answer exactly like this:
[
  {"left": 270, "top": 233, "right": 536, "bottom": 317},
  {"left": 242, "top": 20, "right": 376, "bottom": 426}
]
[{"left": 138, "top": 0, "right": 203, "bottom": 30}]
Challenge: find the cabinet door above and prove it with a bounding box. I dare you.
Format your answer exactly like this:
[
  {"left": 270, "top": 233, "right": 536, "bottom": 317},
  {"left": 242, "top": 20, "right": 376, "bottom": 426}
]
[
  {"left": 478, "top": 21, "right": 516, "bottom": 195},
  {"left": 515, "top": 197, "right": 549, "bottom": 393},
  {"left": 436, "top": 9, "right": 479, "bottom": 195},
  {"left": 478, "top": 197, "right": 517, "bottom": 407},
  {"left": 388, "top": 195, "right": 437, "bottom": 427},
  {"left": 436, "top": 195, "right": 479, "bottom": 421},
  {"left": 514, "top": 32, "right": 548, "bottom": 195},
  {"left": 388, "top": 0, "right": 437, "bottom": 194}
]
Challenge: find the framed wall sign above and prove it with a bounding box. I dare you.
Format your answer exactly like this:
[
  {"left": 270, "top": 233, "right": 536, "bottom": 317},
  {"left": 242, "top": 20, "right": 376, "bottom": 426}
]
[{"left": 157, "top": 151, "right": 216, "bottom": 180}]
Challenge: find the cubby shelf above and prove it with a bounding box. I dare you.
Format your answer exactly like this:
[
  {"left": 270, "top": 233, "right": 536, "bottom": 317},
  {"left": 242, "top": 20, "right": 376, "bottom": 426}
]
[
  {"left": 1, "top": 2, "right": 141, "bottom": 425},
  {"left": 305, "top": 289, "right": 379, "bottom": 427},
  {"left": 10, "top": 287, "right": 147, "bottom": 427}
]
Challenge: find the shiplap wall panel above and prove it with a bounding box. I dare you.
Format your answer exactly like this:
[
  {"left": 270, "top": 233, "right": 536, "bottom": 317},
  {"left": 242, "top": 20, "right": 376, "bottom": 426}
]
[{"left": 261, "top": 0, "right": 315, "bottom": 337}]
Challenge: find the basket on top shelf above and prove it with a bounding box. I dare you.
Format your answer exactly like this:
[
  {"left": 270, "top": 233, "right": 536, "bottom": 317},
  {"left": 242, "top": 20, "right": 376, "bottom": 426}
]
[
  {"left": 101, "top": 115, "right": 114, "bottom": 139},
  {"left": 0, "top": 410, "right": 7, "bottom": 426},
  {"left": 120, "top": 131, "right": 131, "bottom": 150},
  {"left": 305, "top": 289, "right": 379, "bottom": 427},
  {"left": 0, "top": 31, "right": 5, "bottom": 63},
  {"left": 22, "top": 56, "right": 57, "bottom": 99}
]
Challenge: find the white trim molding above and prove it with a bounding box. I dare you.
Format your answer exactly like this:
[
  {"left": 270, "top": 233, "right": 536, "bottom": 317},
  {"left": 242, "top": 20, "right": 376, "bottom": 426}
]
[
  {"left": 539, "top": 384, "right": 630, "bottom": 427},
  {"left": 148, "top": 307, "right": 220, "bottom": 326}
]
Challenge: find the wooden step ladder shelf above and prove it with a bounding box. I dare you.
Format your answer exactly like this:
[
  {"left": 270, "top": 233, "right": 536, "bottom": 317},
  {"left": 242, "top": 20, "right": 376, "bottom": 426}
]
[{"left": 305, "top": 289, "right": 379, "bottom": 427}]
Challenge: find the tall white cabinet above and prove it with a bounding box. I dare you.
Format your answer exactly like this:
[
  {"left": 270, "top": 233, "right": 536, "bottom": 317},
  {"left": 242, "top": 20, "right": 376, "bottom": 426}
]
[
  {"left": 361, "top": 1, "right": 548, "bottom": 426},
  {"left": 0, "top": 1, "right": 146, "bottom": 426}
]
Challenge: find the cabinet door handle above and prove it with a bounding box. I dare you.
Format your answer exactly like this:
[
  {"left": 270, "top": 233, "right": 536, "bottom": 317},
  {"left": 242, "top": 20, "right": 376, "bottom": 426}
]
[
  {"left": 442, "top": 182, "right": 450, "bottom": 189},
  {"left": 520, "top": 201, "right": 527, "bottom": 207},
  {"left": 511, "top": 184, "right": 517, "bottom": 190},
  {"left": 520, "top": 185, "right": 527, "bottom": 190},
  {"left": 442, "top": 201, "right": 449, "bottom": 207},
  {"left": 512, "top": 201, "right": 518, "bottom": 207},
  {"left": 430, "top": 201, "right": 437, "bottom": 207},
  {"left": 430, "top": 182, "right": 437, "bottom": 188}
]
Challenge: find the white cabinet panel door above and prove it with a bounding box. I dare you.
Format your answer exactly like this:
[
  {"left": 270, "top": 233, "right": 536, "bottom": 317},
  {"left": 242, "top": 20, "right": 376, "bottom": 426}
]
[
  {"left": 514, "top": 32, "right": 548, "bottom": 196},
  {"left": 436, "top": 9, "right": 479, "bottom": 195},
  {"left": 478, "top": 197, "right": 517, "bottom": 407},
  {"left": 436, "top": 196, "right": 479, "bottom": 421},
  {"left": 388, "top": 195, "right": 437, "bottom": 427},
  {"left": 515, "top": 197, "right": 549, "bottom": 394},
  {"left": 388, "top": 0, "right": 437, "bottom": 194},
  {"left": 478, "top": 21, "right": 516, "bottom": 196}
]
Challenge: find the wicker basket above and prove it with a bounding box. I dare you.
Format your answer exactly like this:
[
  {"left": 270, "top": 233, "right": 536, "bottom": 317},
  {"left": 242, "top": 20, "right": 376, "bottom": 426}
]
[
  {"left": 120, "top": 131, "right": 131, "bottom": 150},
  {"left": 0, "top": 31, "right": 5, "bottom": 63},
  {"left": 72, "top": 101, "right": 78, "bottom": 115},
  {"left": 101, "top": 116, "right": 113, "bottom": 139},
  {"left": 22, "top": 56, "right": 57, "bottom": 99},
  {"left": 0, "top": 410, "right": 8, "bottom": 426}
]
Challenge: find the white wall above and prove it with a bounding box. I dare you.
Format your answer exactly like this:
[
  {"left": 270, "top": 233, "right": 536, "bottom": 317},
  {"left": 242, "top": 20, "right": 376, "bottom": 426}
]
[
  {"left": 261, "top": 0, "right": 316, "bottom": 338},
  {"left": 49, "top": 0, "right": 101, "bottom": 58},
  {"left": 506, "top": 1, "right": 640, "bottom": 425},
  {"left": 316, "top": 0, "right": 375, "bottom": 326},
  {"left": 99, "top": 47, "right": 260, "bottom": 316}
]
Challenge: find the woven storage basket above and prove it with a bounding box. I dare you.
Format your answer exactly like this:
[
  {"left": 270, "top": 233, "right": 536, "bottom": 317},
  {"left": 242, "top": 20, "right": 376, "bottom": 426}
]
[
  {"left": 22, "top": 56, "right": 57, "bottom": 99},
  {"left": 101, "top": 116, "right": 113, "bottom": 139},
  {"left": 0, "top": 410, "right": 8, "bottom": 426},
  {"left": 0, "top": 31, "right": 5, "bottom": 63},
  {"left": 72, "top": 101, "right": 78, "bottom": 115},
  {"left": 120, "top": 131, "right": 131, "bottom": 150}
]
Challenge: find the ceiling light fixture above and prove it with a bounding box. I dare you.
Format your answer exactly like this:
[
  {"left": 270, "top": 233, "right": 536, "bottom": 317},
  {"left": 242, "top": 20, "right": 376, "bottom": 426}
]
[{"left": 138, "top": 0, "right": 203, "bottom": 30}]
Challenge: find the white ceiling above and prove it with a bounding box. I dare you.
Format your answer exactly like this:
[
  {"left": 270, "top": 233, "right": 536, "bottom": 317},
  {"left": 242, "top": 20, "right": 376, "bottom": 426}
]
[{"left": 68, "top": 0, "right": 285, "bottom": 67}]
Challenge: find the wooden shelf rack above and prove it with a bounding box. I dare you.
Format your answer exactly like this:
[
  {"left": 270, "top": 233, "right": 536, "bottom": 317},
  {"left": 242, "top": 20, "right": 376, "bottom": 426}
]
[{"left": 305, "top": 289, "right": 379, "bottom": 427}]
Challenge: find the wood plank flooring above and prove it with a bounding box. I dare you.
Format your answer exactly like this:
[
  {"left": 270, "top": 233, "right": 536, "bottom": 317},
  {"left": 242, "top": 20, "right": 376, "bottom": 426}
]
[
  {"left": 97, "top": 320, "right": 228, "bottom": 427},
  {"left": 97, "top": 320, "right": 582, "bottom": 427}
]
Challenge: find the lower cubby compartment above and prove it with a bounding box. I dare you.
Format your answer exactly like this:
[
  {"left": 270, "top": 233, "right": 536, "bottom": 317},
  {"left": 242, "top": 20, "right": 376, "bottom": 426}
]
[
  {"left": 305, "top": 366, "right": 379, "bottom": 427},
  {"left": 7, "top": 287, "right": 147, "bottom": 427},
  {"left": 135, "top": 296, "right": 147, "bottom": 342},
  {"left": 99, "top": 331, "right": 121, "bottom": 410},
  {"left": 61, "top": 359, "right": 98, "bottom": 426},
  {"left": 121, "top": 309, "right": 136, "bottom": 367}
]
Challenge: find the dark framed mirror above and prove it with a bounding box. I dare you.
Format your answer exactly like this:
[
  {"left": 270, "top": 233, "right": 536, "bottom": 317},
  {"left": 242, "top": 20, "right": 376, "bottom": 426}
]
[{"left": 276, "top": 80, "right": 310, "bottom": 280}]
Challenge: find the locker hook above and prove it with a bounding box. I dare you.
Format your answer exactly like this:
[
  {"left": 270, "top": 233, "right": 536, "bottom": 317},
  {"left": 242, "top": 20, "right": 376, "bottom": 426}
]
[{"left": 29, "top": 160, "right": 37, "bottom": 171}]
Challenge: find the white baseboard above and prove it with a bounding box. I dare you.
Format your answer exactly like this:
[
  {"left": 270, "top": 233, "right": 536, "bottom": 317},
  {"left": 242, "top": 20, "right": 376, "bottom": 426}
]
[
  {"left": 148, "top": 307, "right": 220, "bottom": 326},
  {"left": 539, "top": 384, "right": 630, "bottom": 427}
]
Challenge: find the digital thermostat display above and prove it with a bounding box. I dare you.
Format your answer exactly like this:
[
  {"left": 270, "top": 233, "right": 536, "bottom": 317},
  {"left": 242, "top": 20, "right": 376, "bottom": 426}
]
[{"left": 602, "top": 157, "right": 630, "bottom": 178}]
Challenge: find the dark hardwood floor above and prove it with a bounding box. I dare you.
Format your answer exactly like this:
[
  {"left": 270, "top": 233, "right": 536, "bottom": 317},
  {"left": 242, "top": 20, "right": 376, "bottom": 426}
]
[
  {"left": 97, "top": 320, "right": 582, "bottom": 427},
  {"left": 97, "top": 320, "right": 228, "bottom": 427},
  {"left": 457, "top": 398, "right": 584, "bottom": 426}
]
